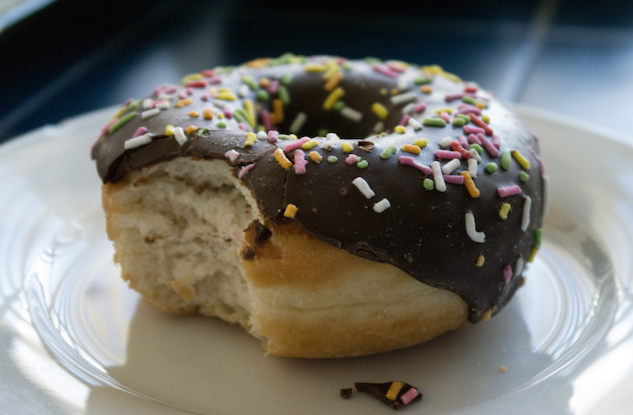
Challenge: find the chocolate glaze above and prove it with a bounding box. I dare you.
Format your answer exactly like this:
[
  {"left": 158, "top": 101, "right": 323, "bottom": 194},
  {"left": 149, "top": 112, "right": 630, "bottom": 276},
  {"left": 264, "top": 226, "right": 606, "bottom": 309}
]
[{"left": 92, "top": 54, "right": 545, "bottom": 323}]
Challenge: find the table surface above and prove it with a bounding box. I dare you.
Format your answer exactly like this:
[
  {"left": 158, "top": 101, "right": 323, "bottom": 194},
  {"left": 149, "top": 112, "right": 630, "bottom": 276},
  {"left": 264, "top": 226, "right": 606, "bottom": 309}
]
[{"left": 1, "top": 0, "right": 633, "bottom": 144}]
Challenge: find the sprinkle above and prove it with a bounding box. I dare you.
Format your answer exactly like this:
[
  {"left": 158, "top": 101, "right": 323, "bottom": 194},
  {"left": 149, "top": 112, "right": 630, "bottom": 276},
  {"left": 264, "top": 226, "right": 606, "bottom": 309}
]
[
  {"left": 469, "top": 113, "right": 493, "bottom": 135},
  {"left": 421, "top": 85, "right": 433, "bottom": 94},
  {"left": 304, "top": 63, "right": 327, "bottom": 72},
  {"left": 309, "top": 151, "right": 322, "bottom": 163},
  {"left": 521, "top": 196, "right": 531, "bottom": 231},
  {"left": 284, "top": 204, "right": 298, "bottom": 218},
  {"left": 293, "top": 150, "right": 308, "bottom": 174},
  {"left": 256, "top": 131, "right": 268, "bottom": 141},
  {"left": 515, "top": 256, "right": 525, "bottom": 277},
  {"left": 268, "top": 80, "right": 279, "bottom": 94},
  {"left": 215, "top": 91, "right": 237, "bottom": 101},
  {"left": 281, "top": 72, "right": 292, "bottom": 85},
  {"left": 124, "top": 133, "right": 152, "bottom": 150},
  {"left": 386, "top": 381, "right": 405, "bottom": 401},
  {"left": 327, "top": 156, "right": 338, "bottom": 163},
  {"left": 391, "top": 92, "right": 416, "bottom": 105},
  {"left": 398, "top": 156, "right": 432, "bottom": 175},
  {"left": 173, "top": 127, "right": 187, "bottom": 145},
  {"left": 301, "top": 139, "right": 319, "bottom": 150},
  {"left": 435, "top": 150, "right": 462, "bottom": 160},
  {"left": 408, "top": 118, "right": 422, "bottom": 130},
  {"left": 373, "top": 198, "right": 391, "bottom": 213},
  {"left": 185, "top": 80, "right": 206, "bottom": 88},
  {"left": 289, "top": 112, "right": 307, "bottom": 134},
  {"left": 468, "top": 158, "right": 478, "bottom": 178},
  {"left": 394, "top": 125, "right": 406, "bottom": 134},
  {"left": 464, "top": 125, "right": 486, "bottom": 135},
  {"left": 216, "top": 121, "right": 226, "bottom": 128},
  {"left": 478, "top": 133, "right": 500, "bottom": 157},
  {"left": 372, "top": 63, "right": 398, "bottom": 78},
  {"left": 518, "top": 171, "right": 529, "bottom": 183},
  {"left": 476, "top": 255, "right": 485, "bottom": 267},
  {"left": 450, "top": 141, "right": 471, "bottom": 159},
  {"left": 486, "top": 162, "right": 498, "bottom": 173},
  {"left": 443, "top": 175, "right": 464, "bottom": 185},
  {"left": 274, "top": 148, "right": 292, "bottom": 170},
  {"left": 341, "top": 142, "right": 354, "bottom": 153},
  {"left": 402, "top": 143, "right": 420, "bottom": 154},
  {"left": 542, "top": 175, "right": 550, "bottom": 214},
  {"left": 324, "top": 87, "right": 345, "bottom": 110},
  {"left": 175, "top": 98, "right": 194, "bottom": 108},
  {"left": 503, "top": 265, "right": 513, "bottom": 285},
  {"left": 357, "top": 160, "right": 369, "bottom": 169},
  {"left": 243, "top": 99, "right": 256, "bottom": 127},
  {"left": 285, "top": 136, "right": 310, "bottom": 152},
  {"left": 130, "top": 127, "right": 147, "bottom": 138},
  {"left": 439, "top": 136, "right": 452, "bottom": 149},
  {"left": 341, "top": 107, "right": 363, "bottom": 122},
  {"left": 498, "top": 185, "right": 522, "bottom": 197},
  {"left": 108, "top": 112, "right": 136, "bottom": 134},
  {"left": 439, "top": 111, "right": 451, "bottom": 123},
  {"left": 243, "top": 132, "right": 257, "bottom": 146},
  {"left": 535, "top": 228, "right": 543, "bottom": 247},
  {"left": 238, "top": 163, "right": 255, "bottom": 179},
  {"left": 423, "top": 178, "right": 434, "bottom": 190},
  {"left": 460, "top": 171, "right": 480, "bottom": 198},
  {"left": 224, "top": 149, "right": 239, "bottom": 162},
  {"left": 372, "top": 102, "right": 389, "bottom": 119},
  {"left": 142, "top": 98, "right": 153, "bottom": 109},
  {"left": 452, "top": 118, "right": 466, "bottom": 127},
  {"left": 528, "top": 246, "right": 539, "bottom": 262},
  {"left": 457, "top": 105, "right": 481, "bottom": 115},
  {"left": 431, "top": 161, "right": 446, "bottom": 192},
  {"left": 422, "top": 118, "right": 446, "bottom": 127},
  {"left": 241, "top": 76, "right": 257, "bottom": 90},
  {"left": 380, "top": 146, "right": 398, "bottom": 159},
  {"left": 345, "top": 154, "right": 361, "bottom": 165},
  {"left": 414, "top": 102, "right": 426, "bottom": 113},
  {"left": 467, "top": 133, "right": 482, "bottom": 145},
  {"left": 435, "top": 107, "right": 453, "bottom": 115},
  {"left": 469, "top": 148, "right": 482, "bottom": 162},
  {"left": 277, "top": 86, "right": 290, "bottom": 105},
  {"left": 165, "top": 125, "right": 174, "bottom": 136},
  {"left": 324, "top": 71, "right": 343, "bottom": 91},
  {"left": 256, "top": 90, "right": 269, "bottom": 101},
  {"left": 400, "top": 388, "right": 420, "bottom": 405},
  {"left": 511, "top": 150, "right": 530, "bottom": 169},
  {"left": 414, "top": 75, "right": 432, "bottom": 85},
  {"left": 465, "top": 212, "right": 485, "bottom": 243},
  {"left": 500, "top": 149, "right": 512, "bottom": 170},
  {"left": 442, "top": 158, "right": 461, "bottom": 174},
  {"left": 352, "top": 177, "right": 375, "bottom": 199},
  {"left": 268, "top": 130, "right": 279, "bottom": 143},
  {"left": 462, "top": 96, "right": 476, "bottom": 105}
]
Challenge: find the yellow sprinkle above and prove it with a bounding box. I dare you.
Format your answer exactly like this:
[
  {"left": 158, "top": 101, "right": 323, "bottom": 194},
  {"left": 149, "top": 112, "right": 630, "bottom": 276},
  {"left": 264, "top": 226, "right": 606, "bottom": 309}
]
[
  {"left": 323, "top": 63, "right": 340, "bottom": 81},
  {"left": 324, "top": 71, "right": 343, "bottom": 91},
  {"left": 304, "top": 63, "right": 327, "bottom": 72},
  {"left": 182, "top": 73, "right": 202, "bottom": 82},
  {"left": 476, "top": 255, "right": 485, "bottom": 267},
  {"left": 323, "top": 87, "right": 345, "bottom": 110},
  {"left": 385, "top": 381, "right": 405, "bottom": 401},
  {"left": 284, "top": 204, "right": 298, "bottom": 218},
  {"left": 175, "top": 98, "right": 193, "bottom": 108},
  {"left": 217, "top": 113, "right": 224, "bottom": 119},
  {"left": 421, "top": 65, "right": 461, "bottom": 83},
  {"left": 499, "top": 203, "right": 511, "bottom": 219},
  {"left": 434, "top": 107, "right": 453, "bottom": 115},
  {"left": 460, "top": 171, "right": 480, "bottom": 198},
  {"left": 341, "top": 142, "right": 354, "bottom": 153},
  {"left": 165, "top": 125, "right": 174, "bottom": 136},
  {"left": 245, "top": 58, "right": 269, "bottom": 68},
  {"left": 274, "top": 148, "right": 292, "bottom": 170},
  {"left": 421, "top": 85, "right": 433, "bottom": 94},
  {"left": 371, "top": 102, "right": 389, "bottom": 120},
  {"left": 402, "top": 144, "right": 420, "bottom": 154},
  {"left": 395, "top": 126, "right": 406, "bottom": 134},
  {"left": 185, "top": 125, "right": 197, "bottom": 134},
  {"left": 243, "top": 132, "right": 257, "bottom": 147},
  {"left": 476, "top": 102, "right": 485, "bottom": 109},
  {"left": 380, "top": 89, "right": 387, "bottom": 96},
  {"left": 482, "top": 114, "right": 490, "bottom": 124},
  {"left": 520, "top": 277, "right": 526, "bottom": 286},
  {"left": 111, "top": 105, "right": 128, "bottom": 120},
  {"left": 500, "top": 366, "right": 507, "bottom": 373},
  {"left": 243, "top": 99, "right": 256, "bottom": 127},
  {"left": 528, "top": 246, "right": 539, "bottom": 263},
  {"left": 301, "top": 139, "right": 319, "bottom": 150},
  {"left": 215, "top": 92, "right": 237, "bottom": 101},
  {"left": 308, "top": 151, "right": 323, "bottom": 163},
  {"left": 188, "top": 111, "right": 199, "bottom": 117},
  {"left": 272, "top": 99, "right": 284, "bottom": 124},
  {"left": 511, "top": 150, "right": 530, "bottom": 169},
  {"left": 202, "top": 108, "right": 214, "bottom": 119},
  {"left": 414, "top": 138, "right": 428, "bottom": 148},
  {"left": 289, "top": 134, "right": 298, "bottom": 140},
  {"left": 482, "top": 309, "right": 492, "bottom": 321}
]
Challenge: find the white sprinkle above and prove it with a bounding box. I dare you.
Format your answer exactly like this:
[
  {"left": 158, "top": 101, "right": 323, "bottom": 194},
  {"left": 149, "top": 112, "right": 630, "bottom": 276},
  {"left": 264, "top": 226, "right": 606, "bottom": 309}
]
[
  {"left": 373, "top": 121, "right": 384, "bottom": 133},
  {"left": 431, "top": 161, "right": 446, "bottom": 192},
  {"left": 521, "top": 196, "right": 532, "bottom": 231},
  {"left": 442, "top": 159, "right": 461, "bottom": 175},
  {"left": 213, "top": 100, "right": 227, "bottom": 108},
  {"left": 157, "top": 93, "right": 171, "bottom": 100},
  {"left": 141, "top": 108, "right": 160, "bottom": 119},
  {"left": 515, "top": 256, "right": 525, "bottom": 277},
  {"left": 173, "top": 127, "right": 187, "bottom": 145},
  {"left": 373, "top": 198, "right": 391, "bottom": 213},
  {"left": 256, "top": 131, "right": 268, "bottom": 140},
  {"left": 341, "top": 107, "right": 363, "bottom": 122},
  {"left": 542, "top": 175, "right": 550, "bottom": 215},
  {"left": 156, "top": 101, "right": 170, "bottom": 110},
  {"left": 397, "top": 75, "right": 408, "bottom": 90},
  {"left": 289, "top": 112, "right": 307, "bottom": 134},
  {"left": 238, "top": 84, "right": 249, "bottom": 98},
  {"left": 439, "top": 136, "right": 452, "bottom": 149},
  {"left": 390, "top": 91, "right": 416, "bottom": 105},
  {"left": 468, "top": 158, "right": 478, "bottom": 178},
  {"left": 224, "top": 149, "right": 239, "bottom": 162},
  {"left": 326, "top": 132, "right": 339, "bottom": 141},
  {"left": 142, "top": 98, "right": 153, "bottom": 109},
  {"left": 465, "top": 212, "right": 485, "bottom": 243},
  {"left": 402, "top": 102, "right": 415, "bottom": 115},
  {"left": 352, "top": 177, "right": 375, "bottom": 199},
  {"left": 124, "top": 133, "right": 152, "bottom": 150},
  {"left": 469, "top": 148, "right": 481, "bottom": 163},
  {"left": 408, "top": 117, "right": 422, "bottom": 130}
]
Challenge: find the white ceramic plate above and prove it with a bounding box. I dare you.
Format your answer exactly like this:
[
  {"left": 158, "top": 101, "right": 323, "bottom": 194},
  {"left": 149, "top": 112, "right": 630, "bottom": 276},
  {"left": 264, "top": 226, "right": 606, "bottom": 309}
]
[{"left": 1, "top": 105, "right": 633, "bottom": 415}]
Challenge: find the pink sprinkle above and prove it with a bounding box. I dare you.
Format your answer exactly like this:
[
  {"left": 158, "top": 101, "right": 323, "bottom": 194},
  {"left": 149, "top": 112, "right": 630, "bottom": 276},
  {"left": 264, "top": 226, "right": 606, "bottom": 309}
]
[
  {"left": 440, "top": 111, "right": 450, "bottom": 123},
  {"left": 238, "top": 123, "right": 248, "bottom": 131},
  {"left": 153, "top": 84, "right": 168, "bottom": 96},
  {"left": 498, "top": 185, "right": 522, "bottom": 197},
  {"left": 464, "top": 125, "right": 485, "bottom": 135},
  {"left": 284, "top": 136, "right": 310, "bottom": 152},
  {"left": 414, "top": 103, "right": 426, "bottom": 113},
  {"left": 178, "top": 92, "right": 188, "bottom": 99},
  {"left": 268, "top": 80, "right": 279, "bottom": 94},
  {"left": 132, "top": 127, "right": 147, "bottom": 138},
  {"left": 238, "top": 163, "right": 255, "bottom": 179},
  {"left": 386, "top": 61, "right": 406, "bottom": 73},
  {"left": 503, "top": 264, "right": 513, "bottom": 285},
  {"left": 100, "top": 119, "right": 118, "bottom": 137},
  {"left": 224, "top": 149, "right": 239, "bottom": 162},
  {"left": 186, "top": 87, "right": 194, "bottom": 95},
  {"left": 457, "top": 106, "right": 481, "bottom": 115},
  {"left": 122, "top": 98, "right": 133, "bottom": 107},
  {"left": 152, "top": 100, "right": 168, "bottom": 108},
  {"left": 372, "top": 64, "right": 398, "bottom": 78},
  {"left": 223, "top": 107, "right": 233, "bottom": 119},
  {"left": 492, "top": 134, "right": 501, "bottom": 150},
  {"left": 261, "top": 110, "right": 272, "bottom": 131},
  {"left": 161, "top": 86, "right": 177, "bottom": 94},
  {"left": 268, "top": 130, "right": 279, "bottom": 143},
  {"left": 459, "top": 135, "right": 468, "bottom": 148},
  {"left": 345, "top": 154, "right": 360, "bottom": 165},
  {"left": 469, "top": 113, "right": 493, "bottom": 135},
  {"left": 445, "top": 92, "right": 476, "bottom": 102},
  {"left": 467, "top": 133, "right": 482, "bottom": 145},
  {"left": 294, "top": 150, "right": 308, "bottom": 174},
  {"left": 478, "top": 133, "right": 500, "bottom": 157},
  {"left": 398, "top": 156, "right": 432, "bottom": 175},
  {"left": 208, "top": 77, "right": 223, "bottom": 84},
  {"left": 443, "top": 175, "right": 464, "bottom": 185},
  {"left": 200, "top": 93, "right": 211, "bottom": 101},
  {"left": 435, "top": 150, "right": 462, "bottom": 160},
  {"left": 400, "top": 388, "right": 420, "bottom": 405},
  {"left": 399, "top": 115, "right": 411, "bottom": 126}
]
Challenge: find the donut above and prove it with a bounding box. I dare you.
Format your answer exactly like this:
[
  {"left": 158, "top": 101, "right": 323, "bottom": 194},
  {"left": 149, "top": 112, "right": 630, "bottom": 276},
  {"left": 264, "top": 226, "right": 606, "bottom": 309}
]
[{"left": 92, "top": 53, "right": 547, "bottom": 358}]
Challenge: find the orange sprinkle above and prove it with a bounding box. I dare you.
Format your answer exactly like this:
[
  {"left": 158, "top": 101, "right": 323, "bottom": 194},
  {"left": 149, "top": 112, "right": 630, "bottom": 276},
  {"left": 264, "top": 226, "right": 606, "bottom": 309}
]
[
  {"left": 421, "top": 85, "right": 433, "bottom": 94},
  {"left": 259, "top": 77, "right": 270, "bottom": 87},
  {"left": 391, "top": 88, "right": 400, "bottom": 95},
  {"left": 324, "top": 71, "right": 343, "bottom": 91},
  {"left": 272, "top": 99, "right": 284, "bottom": 124},
  {"left": 274, "top": 148, "right": 292, "bottom": 170},
  {"left": 284, "top": 204, "right": 298, "bottom": 218},
  {"left": 402, "top": 144, "right": 421, "bottom": 155},
  {"left": 208, "top": 87, "right": 218, "bottom": 96},
  {"left": 482, "top": 309, "right": 492, "bottom": 321},
  {"left": 175, "top": 98, "right": 193, "bottom": 108},
  {"left": 308, "top": 151, "right": 323, "bottom": 163},
  {"left": 246, "top": 58, "right": 269, "bottom": 68},
  {"left": 202, "top": 108, "right": 214, "bottom": 119},
  {"left": 188, "top": 111, "right": 199, "bottom": 117},
  {"left": 185, "top": 125, "right": 197, "bottom": 134},
  {"left": 476, "top": 255, "right": 485, "bottom": 267},
  {"left": 460, "top": 171, "right": 480, "bottom": 198},
  {"left": 476, "top": 102, "right": 485, "bottom": 109}
]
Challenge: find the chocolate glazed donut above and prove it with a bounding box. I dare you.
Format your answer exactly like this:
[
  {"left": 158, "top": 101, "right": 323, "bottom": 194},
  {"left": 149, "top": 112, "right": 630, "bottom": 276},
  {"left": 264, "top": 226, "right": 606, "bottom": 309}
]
[{"left": 92, "top": 54, "right": 547, "bottom": 351}]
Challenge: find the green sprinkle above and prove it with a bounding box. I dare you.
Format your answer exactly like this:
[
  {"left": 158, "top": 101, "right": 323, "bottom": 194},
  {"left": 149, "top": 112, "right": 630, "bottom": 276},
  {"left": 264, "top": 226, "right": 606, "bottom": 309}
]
[
  {"left": 462, "top": 96, "right": 476, "bottom": 105},
  {"left": 486, "top": 162, "right": 498, "bottom": 173},
  {"left": 414, "top": 76, "right": 432, "bottom": 85},
  {"left": 216, "top": 121, "right": 226, "bottom": 128},
  {"left": 278, "top": 134, "right": 290, "bottom": 140},
  {"left": 357, "top": 160, "right": 369, "bottom": 169},
  {"left": 452, "top": 118, "right": 466, "bottom": 127},
  {"left": 379, "top": 132, "right": 388, "bottom": 137},
  {"left": 317, "top": 128, "right": 329, "bottom": 137},
  {"left": 422, "top": 118, "right": 447, "bottom": 127},
  {"left": 333, "top": 101, "right": 346, "bottom": 112},
  {"left": 469, "top": 144, "right": 483, "bottom": 155},
  {"left": 364, "top": 57, "right": 382, "bottom": 64},
  {"left": 327, "top": 156, "right": 338, "bottom": 163},
  {"left": 423, "top": 178, "right": 435, "bottom": 190},
  {"left": 534, "top": 228, "right": 543, "bottom": 247},
  {"left": 380, "top": 146, "right": 398, "bottom": 160},
  {"left": 127, "top": 99, "right": 142, "bottom": 110},
  {"left": 278, "top": 85, "right": 290, "bottom": 104},
  {"left": 342, "top": 62, "right": 353, "bottom": 71},
  {"left": 256, "top": 90, "right": 269, "bottom": 101},
  {"left": 281, "top": 73, "right": 293, "bottom": 85},
  {"left": 519, "top": 171, "right": 530, "bottom": 182},
  {"left": 500, "top": 149, "right": 511, "bottom": 170},
  {"left": 456, "top": 114, "right": 471, "bottom": 122},
  {"left": 108, "top": 112, "right": 136, "bottom": 134},
  {"left": 242, "top": 76, "right": 257, "bottom": 90},
  {"left": 233, "top": 109, "right": 248, "bottom": 124}
]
